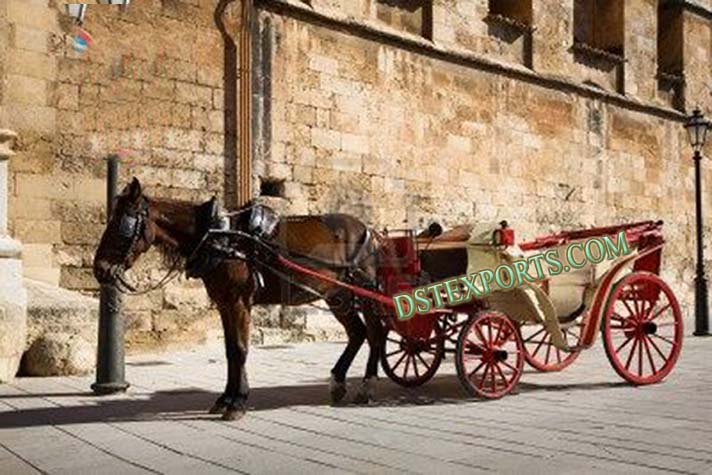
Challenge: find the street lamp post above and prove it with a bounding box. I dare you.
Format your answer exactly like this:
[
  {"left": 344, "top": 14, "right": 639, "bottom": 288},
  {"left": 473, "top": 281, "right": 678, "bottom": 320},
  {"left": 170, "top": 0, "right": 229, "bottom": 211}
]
[{"left": 685, "top": 109, "right": 711, "bottom": 336}]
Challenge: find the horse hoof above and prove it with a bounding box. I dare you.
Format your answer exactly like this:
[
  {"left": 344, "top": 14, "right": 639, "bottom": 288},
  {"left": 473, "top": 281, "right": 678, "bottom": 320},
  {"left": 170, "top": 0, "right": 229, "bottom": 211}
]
[
  {"left": 208, "top": 403, "right": 227, "bottom": 415},
  {"left": 329, "top": 374, "right": 347, "bottom": 404},
  {"left": 353, "top": 392, "right": 371, "bottom": 405},
  {"left": 330, "top": 384, "right": 347, "bottom": 404},
  {"left": 353, "top": 378, "right": 376, "bottom": 405},
  {"left": 222, "top": 407, "right": 246, "bottom": 421}
]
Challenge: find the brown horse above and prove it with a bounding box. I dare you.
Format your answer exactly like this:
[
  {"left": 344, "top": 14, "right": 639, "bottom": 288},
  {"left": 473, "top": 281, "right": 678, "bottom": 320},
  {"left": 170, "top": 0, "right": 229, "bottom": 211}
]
[{"left": 94, "top": 178, "right": 385, "bottom": 420}]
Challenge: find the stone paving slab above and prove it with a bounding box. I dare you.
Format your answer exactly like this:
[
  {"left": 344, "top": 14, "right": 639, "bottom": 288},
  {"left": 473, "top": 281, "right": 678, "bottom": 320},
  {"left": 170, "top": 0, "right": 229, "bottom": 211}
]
[{"left": 0, "top": 335, "right": 711, "bottom": 474}]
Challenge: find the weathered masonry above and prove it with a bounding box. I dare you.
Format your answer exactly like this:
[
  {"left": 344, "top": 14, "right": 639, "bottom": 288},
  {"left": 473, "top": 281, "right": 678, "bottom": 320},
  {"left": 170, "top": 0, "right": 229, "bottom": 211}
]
[{"left": 1, "top": 0, "right": 710, "bottom": 350}]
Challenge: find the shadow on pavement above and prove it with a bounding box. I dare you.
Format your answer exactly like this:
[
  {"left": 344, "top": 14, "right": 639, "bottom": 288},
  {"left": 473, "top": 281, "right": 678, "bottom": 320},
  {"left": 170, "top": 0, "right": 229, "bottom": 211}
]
[{"left": 0, "top": 374, "right": 627, "bottom": 429}]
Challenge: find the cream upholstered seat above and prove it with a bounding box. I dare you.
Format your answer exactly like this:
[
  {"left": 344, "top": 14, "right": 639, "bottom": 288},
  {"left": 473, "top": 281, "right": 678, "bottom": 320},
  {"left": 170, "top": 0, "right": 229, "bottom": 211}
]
[{"left": 465, "top": 225, "right": 600, "bottom": 322}]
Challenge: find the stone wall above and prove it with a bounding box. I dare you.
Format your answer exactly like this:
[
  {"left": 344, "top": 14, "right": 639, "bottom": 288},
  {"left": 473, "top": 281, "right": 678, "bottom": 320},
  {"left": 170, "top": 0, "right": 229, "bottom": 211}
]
[
  {"left": 4, "top": 0, "right": 231, "bottom": 350},
  {"left": 257, "top": 0, "right": 712, "bottom": 322}
]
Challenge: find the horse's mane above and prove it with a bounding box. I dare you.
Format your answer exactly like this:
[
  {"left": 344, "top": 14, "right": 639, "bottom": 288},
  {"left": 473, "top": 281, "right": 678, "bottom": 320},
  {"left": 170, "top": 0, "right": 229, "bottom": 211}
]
[{"left": 148, "top": 195, "right": 202, "bottom": 267}]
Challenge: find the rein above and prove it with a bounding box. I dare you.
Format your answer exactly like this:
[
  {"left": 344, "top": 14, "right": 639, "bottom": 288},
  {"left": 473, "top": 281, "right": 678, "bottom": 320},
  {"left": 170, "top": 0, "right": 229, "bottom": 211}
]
[{"left": 114, "top": 253, "right": 183, "bottom": 295}]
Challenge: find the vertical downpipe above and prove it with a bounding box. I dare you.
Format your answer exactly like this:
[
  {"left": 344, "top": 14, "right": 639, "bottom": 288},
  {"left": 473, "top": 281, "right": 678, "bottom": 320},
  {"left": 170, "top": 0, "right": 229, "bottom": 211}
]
[{"left": 238, "top": 0, "right": 254, "bottom": 207}]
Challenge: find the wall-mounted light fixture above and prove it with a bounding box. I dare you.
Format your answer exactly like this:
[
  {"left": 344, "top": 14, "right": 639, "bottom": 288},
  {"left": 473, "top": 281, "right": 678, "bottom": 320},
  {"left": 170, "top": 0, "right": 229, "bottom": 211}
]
[
  {"left": 98, "top": 0, "right": 131, "bottom": 7},
  {"left": 65, "top": 4, "right": 88, "bottom": 24}
]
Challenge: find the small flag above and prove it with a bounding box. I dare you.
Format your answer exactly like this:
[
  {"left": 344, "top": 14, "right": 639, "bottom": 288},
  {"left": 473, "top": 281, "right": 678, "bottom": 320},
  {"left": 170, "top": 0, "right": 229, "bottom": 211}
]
[{"left": 73, "top": 27, "right": 93, "bottom": 54}]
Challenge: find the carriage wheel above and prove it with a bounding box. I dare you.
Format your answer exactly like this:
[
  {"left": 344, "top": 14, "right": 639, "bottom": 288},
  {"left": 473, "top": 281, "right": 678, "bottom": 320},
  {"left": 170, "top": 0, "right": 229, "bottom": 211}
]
[
  {"left": 456, "top": 311, "right": 524, "bottom": 399},
  {"left": 520, "top": 320, "right": 582, "bottom": 372},
  {"left": 380, "top": 326, "right": 445, "bottom": 387},
  {"left": 602, "top": 272, "right": 683, "bottom": 385}
]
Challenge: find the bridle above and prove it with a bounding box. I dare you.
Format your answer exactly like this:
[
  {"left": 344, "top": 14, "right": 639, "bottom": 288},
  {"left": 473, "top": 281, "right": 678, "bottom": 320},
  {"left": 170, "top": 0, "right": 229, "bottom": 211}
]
[{"left": 110, "top": 196, "right": 182, "bottom": 295}]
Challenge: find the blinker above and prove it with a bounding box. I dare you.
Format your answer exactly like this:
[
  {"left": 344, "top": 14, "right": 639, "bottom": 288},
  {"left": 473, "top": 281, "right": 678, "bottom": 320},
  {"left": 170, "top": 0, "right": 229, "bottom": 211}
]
[{"left": 118, "top": 215, "right": 138, "bottom": 238}]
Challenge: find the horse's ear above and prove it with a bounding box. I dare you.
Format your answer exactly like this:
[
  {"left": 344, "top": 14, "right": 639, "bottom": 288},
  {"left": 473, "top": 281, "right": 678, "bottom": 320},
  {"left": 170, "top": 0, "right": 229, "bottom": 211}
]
[{"left": 127, "top": 177, "right": 142, "bottom": 201}]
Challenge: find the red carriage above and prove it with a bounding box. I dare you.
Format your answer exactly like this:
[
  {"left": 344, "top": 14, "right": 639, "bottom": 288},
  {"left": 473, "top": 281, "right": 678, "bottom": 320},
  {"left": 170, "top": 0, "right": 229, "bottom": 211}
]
[{"left": 373, "top": 220, "right": 684, "bottom": 399}]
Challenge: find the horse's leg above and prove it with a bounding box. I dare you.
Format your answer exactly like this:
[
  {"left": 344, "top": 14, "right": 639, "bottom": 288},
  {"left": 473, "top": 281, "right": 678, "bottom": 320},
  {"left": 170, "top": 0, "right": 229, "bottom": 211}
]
[
  {"left": 208, "top": 303, "right": 237, "bottom": 414},
  {"left": 222, "top": 296, "right": 252, "bottom": 421},
  {"left": 355, "top": 303, "right": 385, "bottom": 404},
  {"left": 327, "top": 291, "right": 366, "bottom": 404}
]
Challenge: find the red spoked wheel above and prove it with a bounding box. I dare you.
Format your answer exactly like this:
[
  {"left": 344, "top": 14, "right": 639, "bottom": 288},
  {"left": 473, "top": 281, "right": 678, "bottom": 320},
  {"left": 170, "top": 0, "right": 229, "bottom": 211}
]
[
  {"left": 602, "top": 272, "right": 683, "bottom": 385},
  {"left": 455, "top": 311, "right": 524, "bottom": 399},
  {"left": 520, "top": 320, "right": 582, "bottom": 372},
  {"left": 380, "top": 326, "right": 445, "bottom": 387}
]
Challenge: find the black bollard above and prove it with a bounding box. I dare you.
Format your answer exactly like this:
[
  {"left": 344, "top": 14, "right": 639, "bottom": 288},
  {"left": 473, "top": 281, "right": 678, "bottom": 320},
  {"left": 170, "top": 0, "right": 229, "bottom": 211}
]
[{"left": 91, "top": 154, "right": 130, "bottom": 395}]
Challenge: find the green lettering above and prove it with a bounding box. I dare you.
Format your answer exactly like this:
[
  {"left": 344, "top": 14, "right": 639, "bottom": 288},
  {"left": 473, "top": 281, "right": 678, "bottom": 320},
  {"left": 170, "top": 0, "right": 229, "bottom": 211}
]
[
  {"left": 603, "top": 231, "right": 631, "bottom": 259},
  {"left": 544, "top": 249, "right": 564, "bottom": 275},
  {"left": 459, "top": 273, "right": 483, "bottom": 300},
  {"left": 584, "top": 237, "right": 606, "bottom": 264},
  {"left": 567, "top": 242, "right": 586, "bottom": 269},
  {"left": 494, "top": 264, "right": 516, "bottom": 290},
  {"left": 394, "top": 293, "right": 415, "bottom": 320},
  {"left": 427, "top": 282, "right": 446, "bottom": 308},
  {"left": 443, "top": 278, "right": 465, "bottom": 306},
  {"left": 413, "top": 287, "right": 432, "bottom": 314},
  {"left": 512, "top": 259, "right": 536, "bottom": 285},
  {"left": 479, "top": 269, "right": 495, "bottom": 294},
  {"left": 528, "top": 253, "right": 547, "bottom": 280}
]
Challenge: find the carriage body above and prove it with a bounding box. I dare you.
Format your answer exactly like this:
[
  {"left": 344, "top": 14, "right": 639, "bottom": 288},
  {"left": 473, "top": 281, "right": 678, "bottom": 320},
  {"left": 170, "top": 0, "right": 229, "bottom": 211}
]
[{"left": 376, "top": 221, "right": 684, "bottom": 398}]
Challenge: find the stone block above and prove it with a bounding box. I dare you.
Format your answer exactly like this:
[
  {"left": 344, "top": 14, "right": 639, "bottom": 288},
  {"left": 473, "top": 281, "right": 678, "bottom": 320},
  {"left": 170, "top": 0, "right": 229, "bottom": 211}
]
[
  {"left": 251, "top": 305, "right": 281, "bottom": 328},
  {"left": 10, "top": 25, "right": 49, "bottom": 53},
  {"left": 5, "top": 74, "right": 48, "bottom": 106},
  {"left": 23, "top": 279, "right": 99, "bottom": 376},
  {"left": 2, "top": 104, "right": 56, "bottom": 134},
  {"left": 192, "top": 153, "right": 223, "bottom": 173},
  {"left": 21, "top": 332, "right": 94, "bottom": 376},
  {"left": 54, "top": 83, "right": 80, "bottom": 110},
  {"left": 23, "top": 266, "right": 60, "bottom": 286},
  {"left": 196, "top": 67, "right": 222, "bottom": 88},
  {"left": 151, "top": 309, "right": 211, "bottom": 338},
  {"left": 7, "top": 49, "right": 56, "bottom": 80},
  {"left": 293, "top": 165, "right": 314, "bottom": 183},
  {"left": 308, "top": 54, "right": 339, "bottom": 74},
  {"left": 311, "top": 128, "right": 341, "bottom": 150},
  {"left": 51, "top": 201, "right": 104, "bottom": 224},
  {"left": 20, "top": 243, "right": 53, "bottom": 269},
  {"left": 163, "top": 128, "right": 203, "bottom": 151},
  {"left": 175, "top": 82, "right": 213, "bottom": 107},
  {"left": 13, "top": 219, "right": 61, "bottom": 244},
  {"left": 7, "top": 0, "right": 57, "bottom": 30},
  {"left": 171, "top": 168, "right": 205, "bottom": 189},
  {"left": 59, "top": 266, "right": 98, "bottom": 290},
  {"left": 212, "top": 89, "right": 224, "bottom": 110},
  {"left": 102, "top": 78, "right": 143, "bottom": 103},
  {"left": 9, "top": 198, "right": 52, "bottom": 220},
  {"left": 61, "top": 222, "right": 105, "bottom": 245},
  {"left": 143, "top": 78, "right": 176, "bottom": 100},
  {"left": 53, "top": 244, "right": 94, "bottom": 268},
  {"left": 341, "top": 133, "right": 369, "bottom": 154},
  {"left": 153, "top": 56, "right": 197, "bottom": 82},
  {"left": 125, "top": 310, "right": 152, "bottom": 333},
  {"left": 320, "top": 76, "right": 361, "bottom": 96},
  {"left": 205, "top": 133, "right": 224, "bottom": 155}
]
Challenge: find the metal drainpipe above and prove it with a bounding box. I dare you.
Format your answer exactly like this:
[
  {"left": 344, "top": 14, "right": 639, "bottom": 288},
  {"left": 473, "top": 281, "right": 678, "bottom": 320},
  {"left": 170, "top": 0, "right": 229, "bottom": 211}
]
[
  {"left": 238, "top": 0, "right": 253, "bottom": 207},
  {"left": 216, "top": 0, "right": 253, "bottom": 208}
]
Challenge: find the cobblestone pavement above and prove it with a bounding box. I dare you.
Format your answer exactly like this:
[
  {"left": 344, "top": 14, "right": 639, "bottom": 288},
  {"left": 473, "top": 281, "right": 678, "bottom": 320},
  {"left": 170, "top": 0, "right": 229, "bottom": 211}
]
[{"left": 1, "top": 334, "right": 711, "bottom": 475}]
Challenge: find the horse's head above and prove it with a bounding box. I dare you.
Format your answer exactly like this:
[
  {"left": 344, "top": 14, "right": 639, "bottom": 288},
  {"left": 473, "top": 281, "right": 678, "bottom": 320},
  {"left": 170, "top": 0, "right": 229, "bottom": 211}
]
[{"left": 93, "top": 177, "right": 157, "bottom": 286}]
